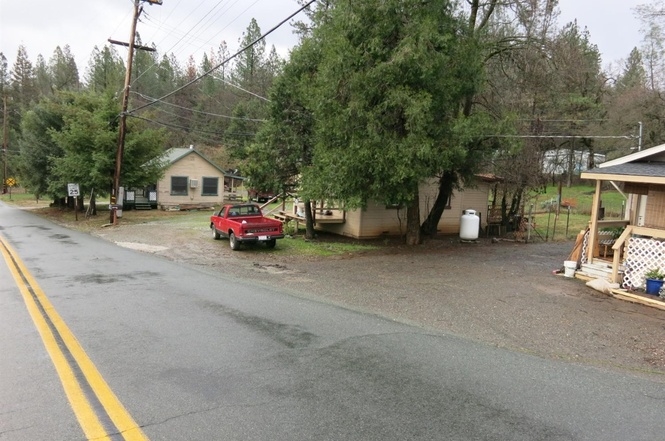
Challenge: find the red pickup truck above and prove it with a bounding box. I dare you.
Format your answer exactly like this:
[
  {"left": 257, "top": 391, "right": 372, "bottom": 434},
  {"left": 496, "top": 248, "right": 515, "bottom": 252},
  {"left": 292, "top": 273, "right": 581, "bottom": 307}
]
[{"left": 210, "top": 203, "right": 284, "bottom": 250}]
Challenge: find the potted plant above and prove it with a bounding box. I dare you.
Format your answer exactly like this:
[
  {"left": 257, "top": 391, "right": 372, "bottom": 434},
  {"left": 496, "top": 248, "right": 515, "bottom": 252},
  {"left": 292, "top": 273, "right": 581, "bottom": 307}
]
[{"left": 644, "top": 268, "right": 665, "bottom": 295}]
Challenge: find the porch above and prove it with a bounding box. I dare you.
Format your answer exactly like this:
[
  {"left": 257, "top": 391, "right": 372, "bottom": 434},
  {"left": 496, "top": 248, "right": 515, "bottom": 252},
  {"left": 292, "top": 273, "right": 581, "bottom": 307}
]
[
  {"left": 574, "top": 225, "right": 665, "bottom": 311},
  {"left": 576, "top": 143, "right": 665, "bottom": 310},
  {"left": 260, "top": 195, "right": 346, "bottom": 232}
]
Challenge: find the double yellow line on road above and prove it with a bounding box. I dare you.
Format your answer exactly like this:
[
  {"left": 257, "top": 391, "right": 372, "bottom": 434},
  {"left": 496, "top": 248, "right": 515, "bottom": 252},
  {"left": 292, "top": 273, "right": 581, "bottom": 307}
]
[{"left": 0, "top": 235, "right": 149, "bottom": 440}]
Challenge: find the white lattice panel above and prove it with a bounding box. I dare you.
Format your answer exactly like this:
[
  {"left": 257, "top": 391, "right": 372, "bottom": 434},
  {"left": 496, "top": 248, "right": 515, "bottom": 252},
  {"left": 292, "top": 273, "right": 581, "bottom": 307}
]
[
  {"left": 580, "top": 229, "right": 589, "bottom": 264},
  {"left": 621, "top": 237, "right": 665, "bottom": 289}
]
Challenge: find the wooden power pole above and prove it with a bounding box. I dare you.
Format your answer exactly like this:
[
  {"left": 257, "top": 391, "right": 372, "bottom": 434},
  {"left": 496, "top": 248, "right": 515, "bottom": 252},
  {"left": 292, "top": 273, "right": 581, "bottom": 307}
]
[
  {"left": 2, "top": 95, "right": 7, "bottom": 194},
  {"left": 111, "top": 0, "right": 161, "bottom": 223}
]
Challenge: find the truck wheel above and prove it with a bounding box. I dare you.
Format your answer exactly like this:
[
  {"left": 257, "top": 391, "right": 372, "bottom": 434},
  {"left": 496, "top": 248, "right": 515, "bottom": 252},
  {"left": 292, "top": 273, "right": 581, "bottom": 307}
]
[
  {"left": 211, "top": 225, "right": 221, "bottom": 240},
  {"left": 229, "top": 232, "right": 240, "bottom": 250},
  {"left": 265, "top": 239, "right": 276, "bottom": 249}
]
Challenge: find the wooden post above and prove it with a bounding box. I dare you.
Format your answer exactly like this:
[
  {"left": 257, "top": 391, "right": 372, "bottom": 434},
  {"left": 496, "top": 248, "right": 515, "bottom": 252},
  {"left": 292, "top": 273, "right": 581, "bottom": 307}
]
[{"left": 587, "top": 180, "right": 602, "bottom": 263}]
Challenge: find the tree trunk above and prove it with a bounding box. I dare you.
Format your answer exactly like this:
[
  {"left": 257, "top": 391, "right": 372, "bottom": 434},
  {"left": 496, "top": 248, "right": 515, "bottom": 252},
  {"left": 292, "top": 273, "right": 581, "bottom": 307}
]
[
  {"left": 90, "top": 192, "right": 97, "bottom": 216},
  {"left": 500, "top": 191, "right": 508, "bottom": 225},
  {"left": 586, "top": 140, "right": 595, "bottom": 170},
  {"left": 567, "top": 138, "right": 575, "bottom": 187},
  {"left": 405, "top": 189, "right": 421, "bottom": 245},
  {"left": 303, "top": 198, "right": 315, "bottom": 240},
  {"left": 51, "top": 197, "right": 66, "bottom": 208},
  {"left": 420, "top": 170, "right": 456, "bottom": 237},
  {"left": 509, "top": 188, "right": 523, "bottom": 218}
]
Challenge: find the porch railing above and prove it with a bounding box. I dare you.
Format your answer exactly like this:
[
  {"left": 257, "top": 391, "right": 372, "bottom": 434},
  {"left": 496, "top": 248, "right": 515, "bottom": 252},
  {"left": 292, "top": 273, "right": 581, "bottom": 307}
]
[{"left": 612, "top": 226, "right": 665, "bottom": 287}]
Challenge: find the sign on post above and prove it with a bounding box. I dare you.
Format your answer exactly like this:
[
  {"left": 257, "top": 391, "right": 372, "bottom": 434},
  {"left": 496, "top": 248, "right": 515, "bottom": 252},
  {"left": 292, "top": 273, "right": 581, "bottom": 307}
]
[
  {"left": 67, "top": 183, "right": 80, "bottom": 197},
  {"left": 68, "top": 183, "right": 80, "bottom": 221}
]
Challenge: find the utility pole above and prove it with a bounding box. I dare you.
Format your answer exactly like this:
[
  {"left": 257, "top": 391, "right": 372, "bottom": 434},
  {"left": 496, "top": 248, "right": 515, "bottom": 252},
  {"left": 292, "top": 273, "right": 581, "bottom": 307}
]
[
  {"left": 111, "top": 0, "right": 161, "bottom": 223},
  {"left": 2, "top": 95, "right": 7, "bottom": 194},
  {"left": 111, "top": 0, "right": 140, "bottom": 223}
]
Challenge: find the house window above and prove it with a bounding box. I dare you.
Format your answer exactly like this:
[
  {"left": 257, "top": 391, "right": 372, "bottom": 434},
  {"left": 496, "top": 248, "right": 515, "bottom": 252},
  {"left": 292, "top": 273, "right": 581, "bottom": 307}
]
[
  {"left": 202, "top": 177, "right": 219, "bottom": 196},
  {"left": 171, "top": 176, "right": 188, "bottom": 195}
]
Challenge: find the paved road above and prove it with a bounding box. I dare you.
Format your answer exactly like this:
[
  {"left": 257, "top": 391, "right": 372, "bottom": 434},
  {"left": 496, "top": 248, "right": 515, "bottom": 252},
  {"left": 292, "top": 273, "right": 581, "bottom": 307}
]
[{"left": 2, "top": 202, "right": 665, "bottom": 440}]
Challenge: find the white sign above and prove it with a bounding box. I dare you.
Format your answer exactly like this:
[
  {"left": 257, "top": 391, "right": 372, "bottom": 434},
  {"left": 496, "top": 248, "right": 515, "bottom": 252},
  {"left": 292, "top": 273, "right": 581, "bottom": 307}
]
[{"left": 67, "top": 183, "right": 80, "bottom": 197}]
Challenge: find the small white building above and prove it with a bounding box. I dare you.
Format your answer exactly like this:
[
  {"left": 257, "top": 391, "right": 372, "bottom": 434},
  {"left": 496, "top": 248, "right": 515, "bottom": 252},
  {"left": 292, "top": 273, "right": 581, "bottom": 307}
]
[{"left": 543, "top": 149, "right": 606, "bottom": 175}]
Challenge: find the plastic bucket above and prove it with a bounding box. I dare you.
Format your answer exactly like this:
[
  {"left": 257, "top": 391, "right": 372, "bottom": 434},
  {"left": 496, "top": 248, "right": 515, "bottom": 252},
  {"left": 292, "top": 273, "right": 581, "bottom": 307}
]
[{"left": 563, "top": 260, "right": 577, "bottom": 278}]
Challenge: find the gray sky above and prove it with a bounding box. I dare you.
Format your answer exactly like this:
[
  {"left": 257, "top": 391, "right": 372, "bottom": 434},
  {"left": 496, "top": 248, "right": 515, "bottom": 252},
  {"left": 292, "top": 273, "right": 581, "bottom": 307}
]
[{"left": 0, "top": 0, "right": 647, "bottom": 73}]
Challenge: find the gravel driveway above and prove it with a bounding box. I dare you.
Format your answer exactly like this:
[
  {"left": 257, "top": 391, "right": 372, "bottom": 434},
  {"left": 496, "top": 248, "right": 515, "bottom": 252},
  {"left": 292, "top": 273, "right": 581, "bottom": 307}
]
[{"left": 92, "top": 221, "right": 665, "bottom": 379}]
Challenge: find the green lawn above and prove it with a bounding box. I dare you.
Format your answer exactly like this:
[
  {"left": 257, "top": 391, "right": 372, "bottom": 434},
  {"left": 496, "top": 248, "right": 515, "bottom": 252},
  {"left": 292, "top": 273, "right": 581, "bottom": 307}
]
[
  {"left": 525, "top": 184, "right": 626, "bottom": 241},
  {"left": 0, "top": 190, "right": 47, "bottom": 205}
]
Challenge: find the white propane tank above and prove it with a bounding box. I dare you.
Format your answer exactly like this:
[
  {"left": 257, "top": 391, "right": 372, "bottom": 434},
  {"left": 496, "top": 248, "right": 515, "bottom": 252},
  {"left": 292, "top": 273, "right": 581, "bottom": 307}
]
[{"left": 460, "top": 209, "right": 480, "bottom": 240}]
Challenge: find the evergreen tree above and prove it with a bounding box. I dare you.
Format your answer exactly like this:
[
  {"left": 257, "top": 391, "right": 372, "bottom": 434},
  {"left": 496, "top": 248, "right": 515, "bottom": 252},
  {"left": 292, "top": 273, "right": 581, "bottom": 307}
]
[
  {"left": 10, "top": 45, "right": 37, "bottom": 110},
  {"left": 306, "top": 0, "right": 483, "bottom": 244},
  {"left": 616, "top": 48, "right": 647, "bottom": 90},
  {"left": 85, "top": 45, "right": 125, "bottom": 93},
  {"left": 131, "top": 35, "right": 159, "bottom": 97},
  {"left": 245, "top": 38, "right": 320, "bottom": 238},
  {"left": 17, "top": 94, "right": 66, "bottom": 201},
  {"left": 233, "top": 18, "right": 266, "bottom": 93},
  {"left": 34, "top": 55, "right": 52, "bottom": 96},
  {"left": 49, "top": 45, "right": 80, "bottom": 91},
  {"left": 45, "top": 91, "right": 167, "bottom": 202},
  {"left": 0, "top": 53, "right": 9, "bottom": 97}
]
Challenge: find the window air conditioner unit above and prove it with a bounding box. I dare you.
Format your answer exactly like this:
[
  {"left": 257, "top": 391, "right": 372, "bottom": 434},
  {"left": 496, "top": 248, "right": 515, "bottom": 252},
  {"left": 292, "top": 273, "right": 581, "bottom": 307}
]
[{"left": 189, "top": 179, "right": 199, "bottom": 188}]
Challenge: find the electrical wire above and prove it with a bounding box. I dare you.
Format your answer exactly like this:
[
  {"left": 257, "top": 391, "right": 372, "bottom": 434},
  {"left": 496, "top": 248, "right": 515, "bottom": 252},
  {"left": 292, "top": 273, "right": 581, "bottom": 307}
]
[
  {"left": 130, "top": 91, "right": 267, "bottom": 121},
  {"left": 185, "top": 0, "right": 262, "bottom": 60},
  {"left": 130, "top": 0, "right": 223, "bottom": 86},
  {"left": 129, "top": 114, "right": 258, "bottom": 138},
  {"left": 133, "top": 0, "right": 243, "bottom": 87},
  {"left": 126, "top": 0, "right": 316, "bottom": 115},
  {"left": 490, "top": 135, "right": 637, "bottom": 139},
  {"left": 215, "top": 76, "right": 270, "bottom": 102}
]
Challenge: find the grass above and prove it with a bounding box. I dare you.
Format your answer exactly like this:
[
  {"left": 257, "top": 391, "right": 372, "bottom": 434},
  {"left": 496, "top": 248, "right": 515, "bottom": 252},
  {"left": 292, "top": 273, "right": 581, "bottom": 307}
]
[
  {"left": 0, "top": 190, "right": 49, "bottom": 206},
  {"left": 524, "top": 184, "right": 626, "bottom": 241},
  {"left": 274, "top": 233, "right": 380, "bottom": 257}
]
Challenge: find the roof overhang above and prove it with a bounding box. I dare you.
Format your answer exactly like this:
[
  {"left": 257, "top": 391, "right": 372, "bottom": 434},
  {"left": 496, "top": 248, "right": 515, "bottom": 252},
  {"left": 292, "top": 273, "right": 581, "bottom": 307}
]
[
  {"left": 473, "top": 173, "right": 503, "bottom": 183},
  {"left": 582, "top": 161, "right": 665, "bottom": 185},
  {"left": 581, "top": 171, "right": 665, "bottom": 185},
  {"left": 599, "top": 143, "right": 665, "bottom": 168}
]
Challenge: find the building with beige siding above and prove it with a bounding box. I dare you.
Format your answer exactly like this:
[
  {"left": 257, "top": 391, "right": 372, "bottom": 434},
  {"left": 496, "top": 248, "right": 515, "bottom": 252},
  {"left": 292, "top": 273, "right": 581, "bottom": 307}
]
[
  {"left": 312, "top": 175, "right": 499, "bottom": 239},
  {"left": 155, "top": 147, "right": 243, "bottom": 210}
]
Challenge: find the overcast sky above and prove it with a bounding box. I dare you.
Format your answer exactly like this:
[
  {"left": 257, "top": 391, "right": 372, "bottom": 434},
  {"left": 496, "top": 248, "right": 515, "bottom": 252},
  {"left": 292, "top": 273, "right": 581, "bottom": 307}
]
[{"left": 0, "top": 0, "right": 648, "bottom": 74}]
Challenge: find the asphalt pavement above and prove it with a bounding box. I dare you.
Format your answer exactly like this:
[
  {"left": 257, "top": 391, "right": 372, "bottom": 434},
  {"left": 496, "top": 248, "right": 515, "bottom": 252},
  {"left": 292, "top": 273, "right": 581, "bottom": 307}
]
[{"left": 3, "top": 201, "right": 665, "bottom": 440}]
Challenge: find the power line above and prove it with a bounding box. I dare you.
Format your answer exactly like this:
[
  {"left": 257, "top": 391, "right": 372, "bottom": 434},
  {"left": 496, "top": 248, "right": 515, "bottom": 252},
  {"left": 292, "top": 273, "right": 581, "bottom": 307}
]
[
  {"left": 128, "top": 114, "right": 257, "bottom": 138},
  {"left": 126, "top": 0, "right": 316, "bottom": 116},
  {"left": 213, "top": 75, "right": 270, "bottom": 102},
  {"left": 490, "top": 135, "right": 637, "bottom": 139},
  {"left": 178, "top": 0, "right": 261, "bottom": 60},
  {"left": 130, "top": 91, "right": 267, "bottom": 121},
  {"left": 515, "top": 119, "right": 609, "bottom": 122},
  {"left": 131, "top": 0, "right": 228, "bottom": 87}
]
